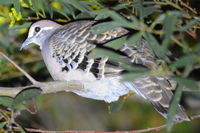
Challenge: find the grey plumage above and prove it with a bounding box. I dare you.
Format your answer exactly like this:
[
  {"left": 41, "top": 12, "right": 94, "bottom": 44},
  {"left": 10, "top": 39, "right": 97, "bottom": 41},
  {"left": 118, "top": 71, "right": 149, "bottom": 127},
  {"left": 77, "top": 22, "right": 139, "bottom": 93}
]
[{"left": 20, "top": 20, "right": 190, "bottom": 121}]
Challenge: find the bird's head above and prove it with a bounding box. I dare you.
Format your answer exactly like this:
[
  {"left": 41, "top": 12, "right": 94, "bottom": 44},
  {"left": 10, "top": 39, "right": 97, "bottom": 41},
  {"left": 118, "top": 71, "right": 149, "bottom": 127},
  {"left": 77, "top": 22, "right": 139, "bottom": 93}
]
[{"left": 20, "top": 20, "right": 61, "bottom": 50}]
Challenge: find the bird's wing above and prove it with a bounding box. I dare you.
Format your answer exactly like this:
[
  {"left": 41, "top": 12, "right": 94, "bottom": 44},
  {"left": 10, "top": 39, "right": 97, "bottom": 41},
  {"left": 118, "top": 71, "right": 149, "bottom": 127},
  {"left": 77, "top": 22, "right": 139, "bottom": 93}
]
[
  {"left": 49, "top": 20, "right": 157, "bottom": 78},
  {"left": 49, "top": 20, "right": 129, "bottom": 78}
]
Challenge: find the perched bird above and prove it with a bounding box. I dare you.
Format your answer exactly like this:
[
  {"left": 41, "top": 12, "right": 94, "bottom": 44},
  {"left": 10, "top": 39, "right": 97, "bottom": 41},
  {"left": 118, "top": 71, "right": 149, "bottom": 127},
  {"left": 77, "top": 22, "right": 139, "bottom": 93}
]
[{"left": 20, "top": 20, "right": 189, "bottom": 121}]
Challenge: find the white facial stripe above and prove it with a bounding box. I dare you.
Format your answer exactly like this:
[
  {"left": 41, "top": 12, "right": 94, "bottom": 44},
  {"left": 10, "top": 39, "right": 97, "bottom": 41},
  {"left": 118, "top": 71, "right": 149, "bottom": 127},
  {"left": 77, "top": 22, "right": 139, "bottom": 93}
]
[
  {"left": 28, "top": 26, "right": 54, "bottom": 38},
  {"left": 42, "top": 27, "right": 54, "bottom": 30},
  {"left": 28, "top": 27, "right": 35, "bottom": 38}
]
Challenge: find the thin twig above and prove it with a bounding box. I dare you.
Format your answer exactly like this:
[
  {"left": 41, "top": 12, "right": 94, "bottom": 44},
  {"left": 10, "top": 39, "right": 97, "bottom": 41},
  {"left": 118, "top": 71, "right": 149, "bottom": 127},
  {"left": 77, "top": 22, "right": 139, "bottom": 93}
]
[{"left": 0, "top": 52, "right": 38, "bottom": 84}]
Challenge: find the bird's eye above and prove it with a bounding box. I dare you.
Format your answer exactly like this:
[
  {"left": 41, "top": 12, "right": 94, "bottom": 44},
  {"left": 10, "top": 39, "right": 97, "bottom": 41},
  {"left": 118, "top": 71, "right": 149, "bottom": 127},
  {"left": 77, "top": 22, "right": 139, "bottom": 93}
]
[{"left": 35, "top": 27, "right": 41, "bottom": 32}]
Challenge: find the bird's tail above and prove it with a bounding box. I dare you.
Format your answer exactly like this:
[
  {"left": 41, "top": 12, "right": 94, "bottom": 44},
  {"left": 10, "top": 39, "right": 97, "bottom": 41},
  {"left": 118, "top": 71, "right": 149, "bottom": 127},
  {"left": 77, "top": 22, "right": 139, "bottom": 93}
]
[{"left": 126, "top": 76, "right": 190, "bottom": 121}]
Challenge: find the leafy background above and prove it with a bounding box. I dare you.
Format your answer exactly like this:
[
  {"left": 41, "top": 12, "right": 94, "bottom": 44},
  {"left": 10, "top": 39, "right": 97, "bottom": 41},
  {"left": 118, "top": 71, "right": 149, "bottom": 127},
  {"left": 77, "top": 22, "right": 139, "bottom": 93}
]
[{"left": 0, "top": 0, "right": 200, "bottom": 132}]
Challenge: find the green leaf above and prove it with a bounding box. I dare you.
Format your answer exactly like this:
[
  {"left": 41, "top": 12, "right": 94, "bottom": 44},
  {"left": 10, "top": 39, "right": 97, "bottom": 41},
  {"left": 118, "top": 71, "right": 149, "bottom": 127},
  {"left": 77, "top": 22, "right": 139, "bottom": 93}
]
[
  {"left": 13, "top": 0, "right": 21, "bottom": 12},
  {"left": 170, "top": 55, "right": 198, "bottom": 70},
  {"left": 161, "top": 12, "right": 179, "bottom": 51},
  {"left": 135, "top": 0, "right": 144, "bottom": 20},
  {"left": 12, "top": 88, "right": 41, "bottom": 108},
  {"left": 0, "top": 56, "right": 8, "bottom": 70},
  {"left": 23, "top": 0, "right": 31, "bottom": 7},
  {"left": 0, "top": 0, "right": 12, "bottom": 5},
  {"left": 0, "top": 122, "right": 6, "bottom": 129},
  {"left": 167, "top": 85, "right": 182, "bottom": 132},
  {"left": 109, "top": 100, "right": 125, "bottom": 114},
  {"left": 92, "top": 9, "right": 131, "bottom": 28},
  {"left": 141, "top": 6, "right": 160, "bottom": 18},
  {"left": 63, "top": 0, "right": 89, "bottom": 12},
  {"left": 107, "top": 11, "right": 131, "bottom": 28},
  {"left": 121, "top": 72, "right": 148, "bottom": 82},
  {"left": 44, "top": 0, "right": 53, "bottom": 19},
  {"left": 10, "top": 22, "right": 32, "bottom": 31},
  {"left": 88, "top": 47, "right": 129, "bottom": 64},
  {"left": 94, "top": 13, "right": 110, "bottom": 20},
  {"left": 173, "top": 77, "right": 199, "bottom": 90},
  {"left": 92, "top": 21, "right": 122, "bottom": 34},
  {"left": 144, "top": 32, "right": 164, "bottom": 58},
  {"left": 163, "top": 12, "right": 179, "bottom": 38},
  {"left": 113, "top": 2, "right": 132, "bottom": 10},
  {"left": 180, "top": 20, "right": 198, "bottom": 31},
  {"left": 90, "top": 8, "right": 108, "bottom": 15},
  {"left": 32, "top": 0, "right": 39, "bottom": 17},
  {"left": 38, "top": 0, "right": 46, "bottom": 17},
  {"left": 37, "top": 0, "right": 53, "bottom": 18},
  {"left": 76, "top": 12, "right": 93, "bottom": 19},
  {"left": 0, "top": 97, "right": 13, "bottom": 108},
  {"left": 104, "top": 36, "right": 127, "bottom": 50},
  {"left": 57, "top": 0, "right": 75, "bottom": 18},
  {"left": 127, "top": 32, "right": 143, "bottom": 46},
  {"left": 150, "top": 14, "right": 166, "bottom": 29},
  {"left": 121, "top": 64, "right": 148, "bottom": 73}
]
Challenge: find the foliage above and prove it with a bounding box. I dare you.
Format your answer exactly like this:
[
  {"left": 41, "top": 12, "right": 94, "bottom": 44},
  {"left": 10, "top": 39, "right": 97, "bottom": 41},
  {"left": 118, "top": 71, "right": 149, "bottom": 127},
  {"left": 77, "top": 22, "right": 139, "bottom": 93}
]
[{"left": 0, "top": 0, "right": 200, "bottom": 132}]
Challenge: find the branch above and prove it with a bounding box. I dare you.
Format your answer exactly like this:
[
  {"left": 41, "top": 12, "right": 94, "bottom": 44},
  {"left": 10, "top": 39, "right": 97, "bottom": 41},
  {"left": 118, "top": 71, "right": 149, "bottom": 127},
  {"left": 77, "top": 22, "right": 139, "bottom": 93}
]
[
  {"left": 0, "top": 81, "right": 84, "bottom": 97},
  {"left": 0, "top": 52, "right": 38, "bottom": 84},
  {"left": 7, "top": 114, "right": 200, "bottom": 133}
]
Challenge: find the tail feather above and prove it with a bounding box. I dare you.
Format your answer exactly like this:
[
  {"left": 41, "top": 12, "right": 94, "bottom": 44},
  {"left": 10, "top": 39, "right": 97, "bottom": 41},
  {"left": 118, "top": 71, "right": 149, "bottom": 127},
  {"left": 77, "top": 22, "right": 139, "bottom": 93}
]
[{"left": 131, "top": 76, "right": 190, "bottom": 121}]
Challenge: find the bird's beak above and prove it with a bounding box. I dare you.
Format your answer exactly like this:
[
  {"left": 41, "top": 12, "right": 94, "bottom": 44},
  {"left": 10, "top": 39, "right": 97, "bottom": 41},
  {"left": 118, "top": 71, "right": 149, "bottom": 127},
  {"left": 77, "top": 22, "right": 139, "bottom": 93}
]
[{"left": 20, "top": 37, "right": 34, "bottom": 51}]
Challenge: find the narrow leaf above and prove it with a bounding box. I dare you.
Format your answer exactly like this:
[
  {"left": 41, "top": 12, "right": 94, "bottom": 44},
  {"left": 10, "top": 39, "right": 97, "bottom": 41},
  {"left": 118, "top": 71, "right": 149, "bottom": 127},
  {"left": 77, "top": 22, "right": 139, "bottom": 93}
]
[
  {"left": 161, "top": 12, "right": 179, "bottom": 51},
  {"left": 173, "top": 77, "right": 199, "bottom": 90},
  {"left": 127, "top": 32, "right": 142, "bottom": 46},
  {"left": 142, "top": 6, "right": 160, "bottom": 18},
  {"left": 0, "top": 122, "right": 6, "bottom": 129},
  {"left": 104, "top": 36, "right": 127, "bottom": 50},
  {"left": 109, "top": 100, "right": 125, "bottom": 114},
  {"left": 88, "top": 47, "right": 129, "bottom": 64},
  {"left": 107, "top": 11, "right": 131, "bottom": 28},
  {"left": 13, "top": 0, "right": 21, "bottom": 12},
  {"left": 38, "top": 0, "right": 46, "bottom": 17},
  {"left": 170, "top": 55, "right": 198, "bottom": 70},
  {"left": 167, "top": 85, "right": 182, "bottom": 132},
  {"left": 64, "top": 0, "right": 88, "bottom": 12},
  {"left": 92, "top": 9, "right": 131, "bottom": 28},
  {"left": 32, "top": 0, "right": 39, "bottom": 17},
  {"left": 12, "top": 88, "right": 41, "bottom": 108},
  {"left": 144, "top": 32, "right": 164, "bottom": 58},
  {"left": 76, "top": 12, "right": 93, "bottom": 19},
  {"left": 95, "top": 13, "right": 110, "bottom": 20},
  {"left": 135, "top": 0, "right": 144, "bottom": 20},
  {"left": 0, "top": 97, "right": 13, "bottom": 108},
  {"left": 10, "top": 22, "right": 32, "bottom": 31},
  {"left": 150, "top": 14, "right": 166, "bottom": 29},
  {"left": 121, "top": 72, "right": 148, "bottom": 82},
  {"left": 121, "top": 63, "right": 148, "bottom": 73},
  {"left": 0, "top": 0, "right": 12, "bottom": 5},
  {"left": 92, "top": 21, "right": 122, "bottom": 34},
  {"left": 180, "top": 20, "right": 198, "bottom": 31}
]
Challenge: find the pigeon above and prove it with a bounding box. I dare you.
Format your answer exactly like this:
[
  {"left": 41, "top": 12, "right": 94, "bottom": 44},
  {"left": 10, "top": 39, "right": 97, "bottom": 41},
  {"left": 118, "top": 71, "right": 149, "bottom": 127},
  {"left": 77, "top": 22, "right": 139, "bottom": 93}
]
[{"left": 20, "top": 20, "right": 189, "bottom": 121}]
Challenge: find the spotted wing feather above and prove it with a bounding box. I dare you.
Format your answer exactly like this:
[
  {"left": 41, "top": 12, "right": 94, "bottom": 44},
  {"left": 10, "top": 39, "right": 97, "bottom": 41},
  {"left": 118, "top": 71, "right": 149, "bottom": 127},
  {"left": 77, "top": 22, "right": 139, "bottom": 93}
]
[
  {"left": 132, "top": 76, "right": 189, "bottom": 120},
  {"left": 49, "top": 20, "right": 127, "bottom": 78}
]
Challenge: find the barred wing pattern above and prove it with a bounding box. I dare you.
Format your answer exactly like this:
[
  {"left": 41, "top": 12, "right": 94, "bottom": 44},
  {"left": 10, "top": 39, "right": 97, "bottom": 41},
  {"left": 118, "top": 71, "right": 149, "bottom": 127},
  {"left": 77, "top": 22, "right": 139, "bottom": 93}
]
[
  {"left": 49, "top": 20, "right": 127, "bottom": 79},
  {"left": 48, "top": 20, "right": 189, "bottom": 120}
]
